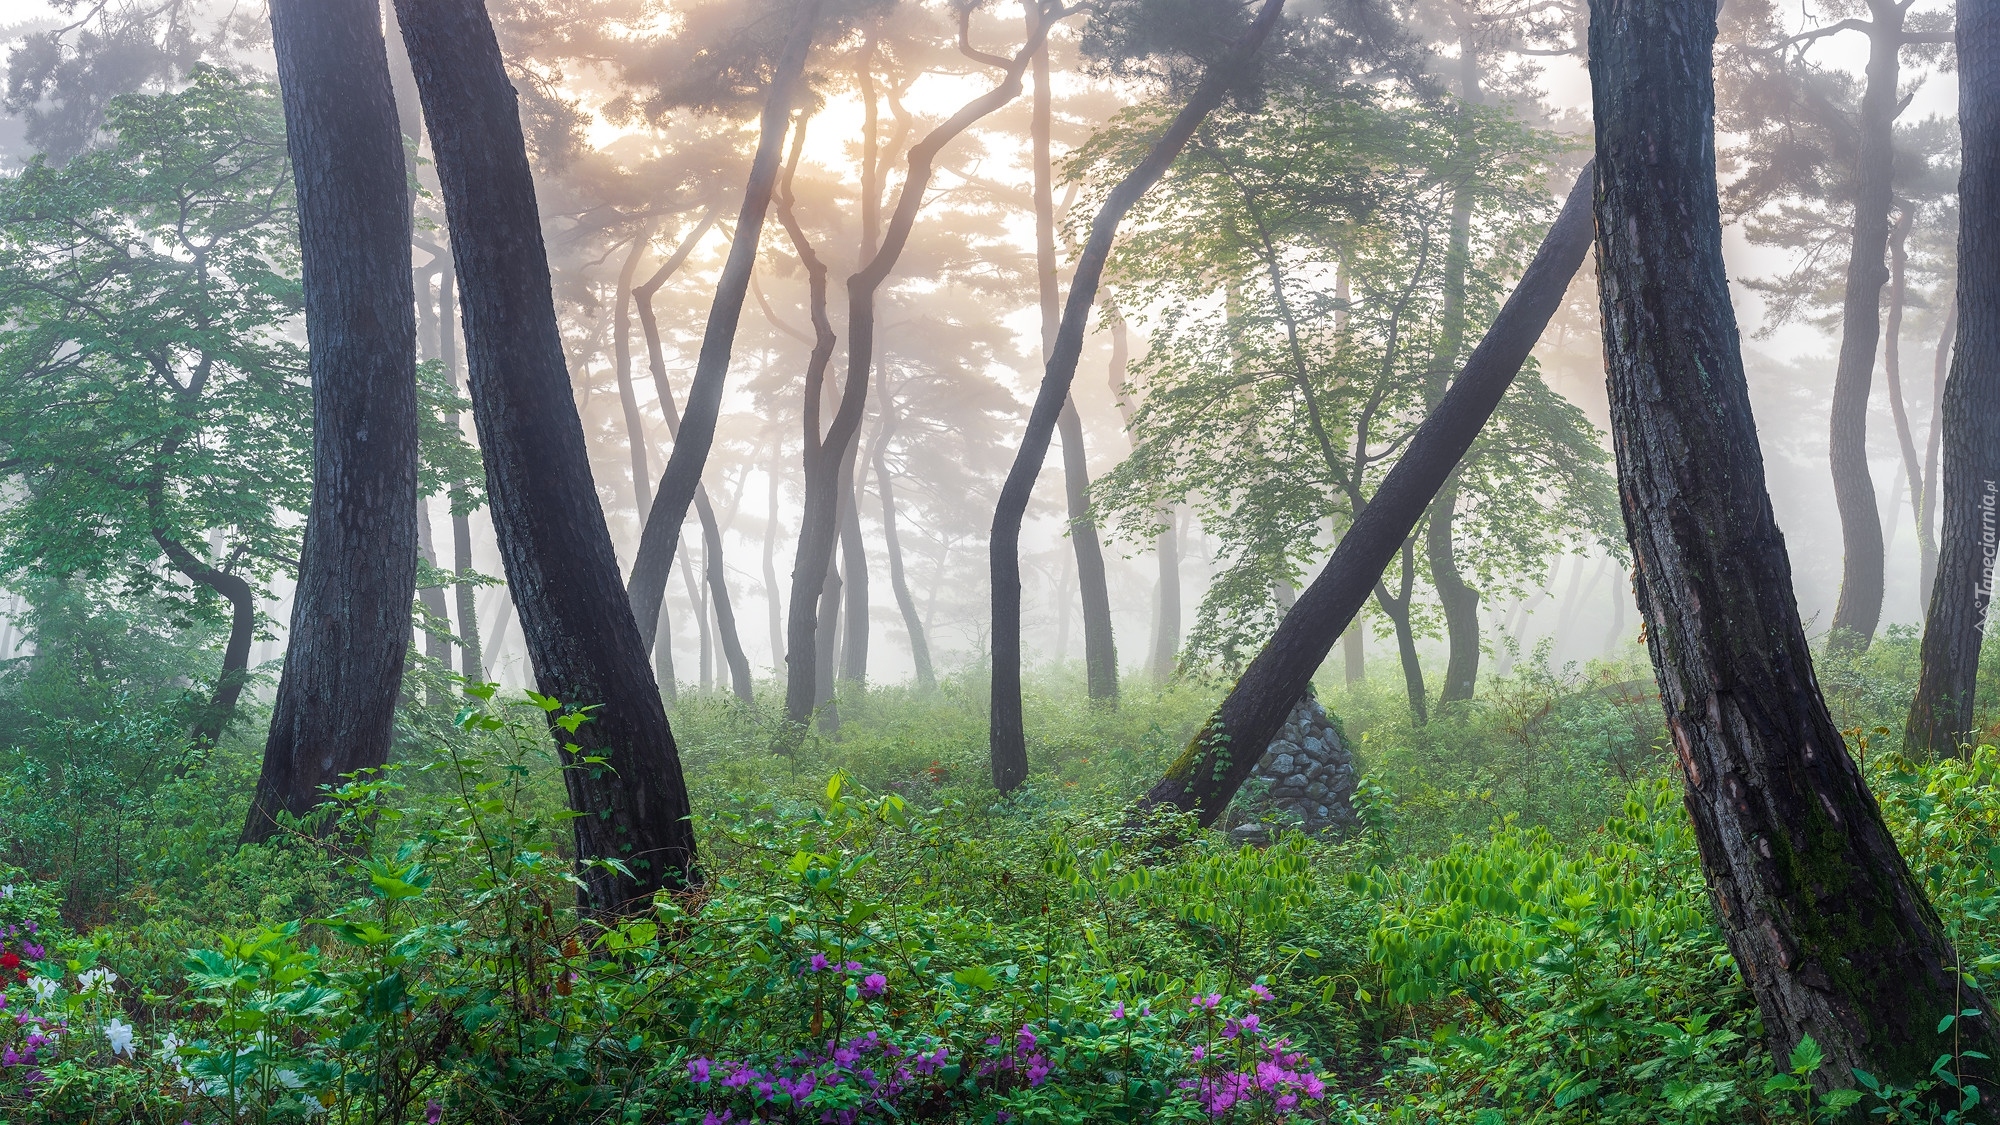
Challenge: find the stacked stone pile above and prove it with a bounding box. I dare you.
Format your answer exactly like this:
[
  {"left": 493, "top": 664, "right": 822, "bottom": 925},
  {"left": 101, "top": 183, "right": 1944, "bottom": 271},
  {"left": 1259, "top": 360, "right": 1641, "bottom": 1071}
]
[{"left": 1223, "top": 693, "right": 1361, "bottom": 843}]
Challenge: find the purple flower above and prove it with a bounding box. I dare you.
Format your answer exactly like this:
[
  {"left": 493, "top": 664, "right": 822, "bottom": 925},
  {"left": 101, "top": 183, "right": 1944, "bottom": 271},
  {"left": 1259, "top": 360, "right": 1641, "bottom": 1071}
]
[
  {"left": 1302, "top": 1072, "right": 1327, "bottom": 1099},
  {"left": 1016, "top": 1026, "right": 1038, "bottom": 1053},
  {"left": 860, "top": 973, "right": 887, "bottom": 999},
  {"left": 1109, "top": 1002, "right": 1126, "bottom": 1021},
  {"left": 700, "top": 1112, "right": 734, "bottom": 1125},
  {"left": 1191, "top": 1045, "right": 1206, "bottom": 1060},
  {"left": 687, "top": 1057, "right": 712, "bottom": 1083},
  {"left": 1025, "top": 1054, "right": 1051, "bottom": 1087},
  {"left": 808, "top": 953, "right": 830, "bottom": 973},
  {"left": 844, "top": 961, "right": 862, "bottom": 972},
  {"left": 1247, "top": 983, "right": 1272, "bottom": 1004},
  {"left": 425, "top": 1099, "right": 442, "bottom": 1125},
  {"left": 1191, "top": 992, "right": 1222, "bottom": 1010}
]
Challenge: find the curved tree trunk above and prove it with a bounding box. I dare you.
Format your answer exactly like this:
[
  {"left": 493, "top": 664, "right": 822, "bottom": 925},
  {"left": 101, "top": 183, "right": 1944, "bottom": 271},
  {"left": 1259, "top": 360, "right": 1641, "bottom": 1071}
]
[
  {"left": 438, "top": 261, "right": 484, "bottom": 680},
  {"left": 1884, "top": 208, "right": 1927, "bottom": 567},
  {"left": 784, "top": 19, "right": 1051, "bottom": 729},
  {"left": 246, "top": 0, "right": 419, "bottom": 843},
  {"left": 1590, "top": 0, "right": 1998, "bottom": 1095},
  {"left": 871, "top": 412, "right": 937, "bottom": 691},
  {"left": 155, "top": 530, "right": 255, "bottom": 750},
  {"left": 1908, "top": 7, "right": 2000, "bottom": 760},
  {"left": 1826, "top": 1, "right": 1907, "bottom": 651},
  {"left": 1139, "top": 164, "right": 1594, "bottom": 821},
  {"left": 625, "top": 1, "right": 821, "bottom": 649},
  {"left": 614, "top": 232, "right": 654, "bottom": 520},
  {"left": 1374, "top": 545, "right": 1428, "bottom": 726},
  {"left": 394, "top": 0, "right": 697, "bottom": 912},
  {"left": 990, "top": 0, "right": 1286, "bottom": 793}
]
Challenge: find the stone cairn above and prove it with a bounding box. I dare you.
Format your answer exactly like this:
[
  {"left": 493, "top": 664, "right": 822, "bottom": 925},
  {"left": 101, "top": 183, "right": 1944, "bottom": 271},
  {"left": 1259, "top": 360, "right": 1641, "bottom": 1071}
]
[{"left": 1222, "top": 693, "right": 1361, "bottom": 843}]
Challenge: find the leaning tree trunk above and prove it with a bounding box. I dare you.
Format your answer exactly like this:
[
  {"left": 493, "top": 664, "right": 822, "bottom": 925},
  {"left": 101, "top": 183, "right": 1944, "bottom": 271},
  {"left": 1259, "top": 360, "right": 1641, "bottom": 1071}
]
[
  {"left": 784, "top": 18, "right": 1052, "bottom": 728},
  {"left": 1826, "top": 0, "right": 1908, "bottom": 651},
  {"left": 872, "top": 430, "right": 937, "bottom": 692},
  {"left": 1590, "top": 0, "right": 1998, "bottom": 1096},
  {"left": 990, "top": 0, "right": 1286, "bottom": 793},
  {"left": 614, "top": 232, "right": 654, "bottom": 521},
  {"left": 1028, "top": 6, "right": 1118, "bottom": 705},
  {"left": 1883, "top": 208, "right": 1928, "bottom": 570},
  {"left": 395, "top": 0, "right": 697, "bottom": 912},
  {"left": 245, "top": 0, "right": 419, "bottom": 843},
  {"left": 1139, "top": 164, "right": 1594, "bottom": 822},
  {"left": 154, "top": 525, "right": 256, "bottom": 750},
  {"left": 1908, "top": 6, "right": 2000, "bottom": 761},
  {"left": 626, "top": 0, "right": 821, "bottom": 650}
]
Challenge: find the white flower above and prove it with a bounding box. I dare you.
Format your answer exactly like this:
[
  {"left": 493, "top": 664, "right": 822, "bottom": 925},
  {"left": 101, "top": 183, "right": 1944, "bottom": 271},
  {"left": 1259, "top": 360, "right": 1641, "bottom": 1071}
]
[
  {"left": 105, "top": 1017, "right": 135, "bottom": 1058},
  {"left": 26, "top": 976, "right": 58, "bottom": 1004},
  {"left": 275, "top": 1068, "right": 304, "bottom": 1089},
  {"left": 299, "top": 1094, "right": 328, "bottom": 1117},
  {"left": 0, "top": 884, "right": 14, "bottom": 899},
  {"left": 77, "top": 967, "right": 117, "bottom": 995},
  {"left": 159, "top": 1032, "right": 182, "bottom": 1066}
]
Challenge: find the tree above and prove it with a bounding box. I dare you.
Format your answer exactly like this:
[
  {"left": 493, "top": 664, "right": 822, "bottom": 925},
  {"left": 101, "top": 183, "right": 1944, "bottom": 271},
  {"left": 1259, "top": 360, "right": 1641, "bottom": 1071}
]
[
  {"left": 1908, "top": 5, "right": 1999, "bottom": 759},
  {"left": 0, "top": 68, "right": 306, "bottom": 750},
  {"left": 1090, "top": 87, "right": 1612, "bottom": 722},
  {"left": 782, "top": 5, "right": 1056, "bottom": 732},
  {"left": 624, "top": 0, "right": 824, "bottom": 659},
  {"left": 395, "top": 0, "right": 698, "bottom": 912},
  {"left": 990, "top": 0, "right": 1288, "bottom": 794},
  {"left": 1137, "top": 163, "right": 1593, "bottom": 821},
  {"left": 244, "top": 0, "right": 422, "bottom": 842},
  {"left": 1590, "top": 0, "right": 1997, "bottom": 1095}
]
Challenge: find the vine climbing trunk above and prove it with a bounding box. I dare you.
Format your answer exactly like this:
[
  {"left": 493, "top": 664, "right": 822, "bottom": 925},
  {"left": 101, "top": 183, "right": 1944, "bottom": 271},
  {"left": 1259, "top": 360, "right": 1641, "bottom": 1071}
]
[
  {"left": 395, "top": 0, "right": 698, "bottom": 912},
  {"left": 1908, "top": 4, "right": 2000, "bottom": 761},
  {"left": 1588, "top": 0, "right": 1998, "bottom": 1097},
  {"left": 246, "top": 0, "right": 419, "bottom": 842},
  {"left": 991, "top": 0, "right": 1286, "bottom": 793},
  {"left": 1137, "top": 164, "right": 1594, "bottom": 823}
]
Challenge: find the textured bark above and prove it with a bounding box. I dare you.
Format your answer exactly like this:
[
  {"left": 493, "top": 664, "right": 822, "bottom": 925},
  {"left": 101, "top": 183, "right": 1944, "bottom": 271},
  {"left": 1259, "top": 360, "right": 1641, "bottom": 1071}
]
[
  {"left": 1826, "top": 0, "right": 1908, "bottom": 651},
  {"left": 1139, "top": 164, "right": 1594, "bottom": 822},
  {"left": 395, "top": 0, "right": 697, "bottom": 911},
  {"left": 246, "top": 0, "right": 419, "bottom": 843},
  {"left": 1590, "top": 0, "right": 1997, "bottom": 1095},
  {"left": 1908, "top": 7, "right": 2000, "bottom": 761},
  {"left": 627, "top": 1, "right": 820, "bottom": 650},
  {"left": 991, "top": 0, "right": 1286, "bottom": 793},
  {"left": 1028, "top": 6, "right": 1118, "bottom": 705},
  {"left": 1919, "top": 298, "right": 1957, "bottom": 606},
  {"left": 785, "top": 18, "right": 1050, "bottom": 728}
]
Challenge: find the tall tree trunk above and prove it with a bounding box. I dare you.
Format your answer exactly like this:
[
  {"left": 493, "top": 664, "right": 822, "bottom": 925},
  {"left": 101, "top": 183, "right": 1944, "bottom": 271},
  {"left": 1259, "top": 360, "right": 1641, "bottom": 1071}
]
[
  {"left": 871, "top": 414, "right": 937, "bottom": 691},
  {"left": 634, "top": 215, "right": 753, "bottom": 701},
  {"left": 990, "top": 0, "right": 1285, "bottom": 792},
  {"left": 395, "top": 0, "right": 697, "bottom": 911},
  {"left": 614, "top": 232, "right": 654, "bottom": 520},
  {"left": 1374, "top": 543, "right": 1428, "bottom": 726},
  {"left": 1826, "top": 0, "right": 1908, "bottom": 651},
  {"left": 626, "top": 1, "right": 821, "bottom": 649},
  {"left": 1106, "top": 305, "right": 1180, "bottom": 683},
  {"left": 1027, "top": 4, "right": 1118, "bottom": 705},
  {"left": 246, "top": 0, "right": 419, "bottom": 842},
  {"left": 1908, "top": 7, "right": 2000, "bottom": 761},
  {"left": 1342, "top": 623, "right": 1363, "bottom": 684},
  {"left": 838, "top": 444, "right": 869, "bottom": 685},
  {"left": 785, "top": 17, "right": 1051, "bottom": 729},
  {"left": 1590, "top": 0, "right": 1998, "bottom": 1093},
  {"left": 1883, "top": 207, "right": 1930, "bottom": 587},
  {"left": 764, "top": 469, "right": 785, "bottom": 676},
  {"left": 441, "top": 263, "right": 483, "bottom": 680},
  {"left": 814, "top": 556, "right": 842, "bottom": 732},
  {"left": 1427, "top": 35, "right": 1483, "bottom": 705},
  {"left": 416, "top": 497, "right": 450, "bottom": 702},
  {"left": 1919, "top": 297, "right": 1957, "bottom": 606},
  {"left": 1139, "top": 164, "right": 1594, "bottom": 821}
]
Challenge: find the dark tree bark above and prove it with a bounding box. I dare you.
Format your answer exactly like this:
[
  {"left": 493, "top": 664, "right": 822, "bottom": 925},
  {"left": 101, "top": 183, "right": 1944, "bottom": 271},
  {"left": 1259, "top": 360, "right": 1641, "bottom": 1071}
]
[
  {"left": 838, "top": 444, "right": 869, "bottom": 685},
  {"left": 1374, "top": 545, "right": 1428, "bottom": 726},
  {"left": 155, "top": 526, "right": 255, "bottom": 750},
  {"left": 784, "top": 13, "right": 1052, "bottom": 728},
  {"left": 1908, "top": 6, "right": 2000, "bottom": 760},
  {"left": 1139, "top": 164, "right": 1593, "bottom": 821},
  {"left": 1028, "top": 3, "right": 1118, "bottom": 705},
  {"left": 1590, "top": 0, "right": 1998, "bottom": 1094},
  {"left": 1826, "top": 0, "right": 1913, "bottom": 651},
  {"left": 991, "top": 0, "right": 1286, "bottom": 793},
  {"left": 440, "top": 262, "right": 483, "bottom": 680},
  {"left": 245, "top": 0, "right": 419, "bottom": 843},
  {"left": 626, "top": 3, "right": 820, "bottom": 649},
  {"left": 395, "top": 0, "right": 698, "bottom": 911},
  {"left": 1919, "top": 297, "right": 1957, "bottom": 607},
  {"left": 634, "top": 209, "right": 753, "bottom": 701}
]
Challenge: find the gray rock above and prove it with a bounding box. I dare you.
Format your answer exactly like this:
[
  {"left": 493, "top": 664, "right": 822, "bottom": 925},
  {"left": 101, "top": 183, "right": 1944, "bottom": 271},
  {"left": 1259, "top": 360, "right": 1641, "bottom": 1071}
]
[{"left": 1270, "top": 752, "right": 1296, "bottom": 776}]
